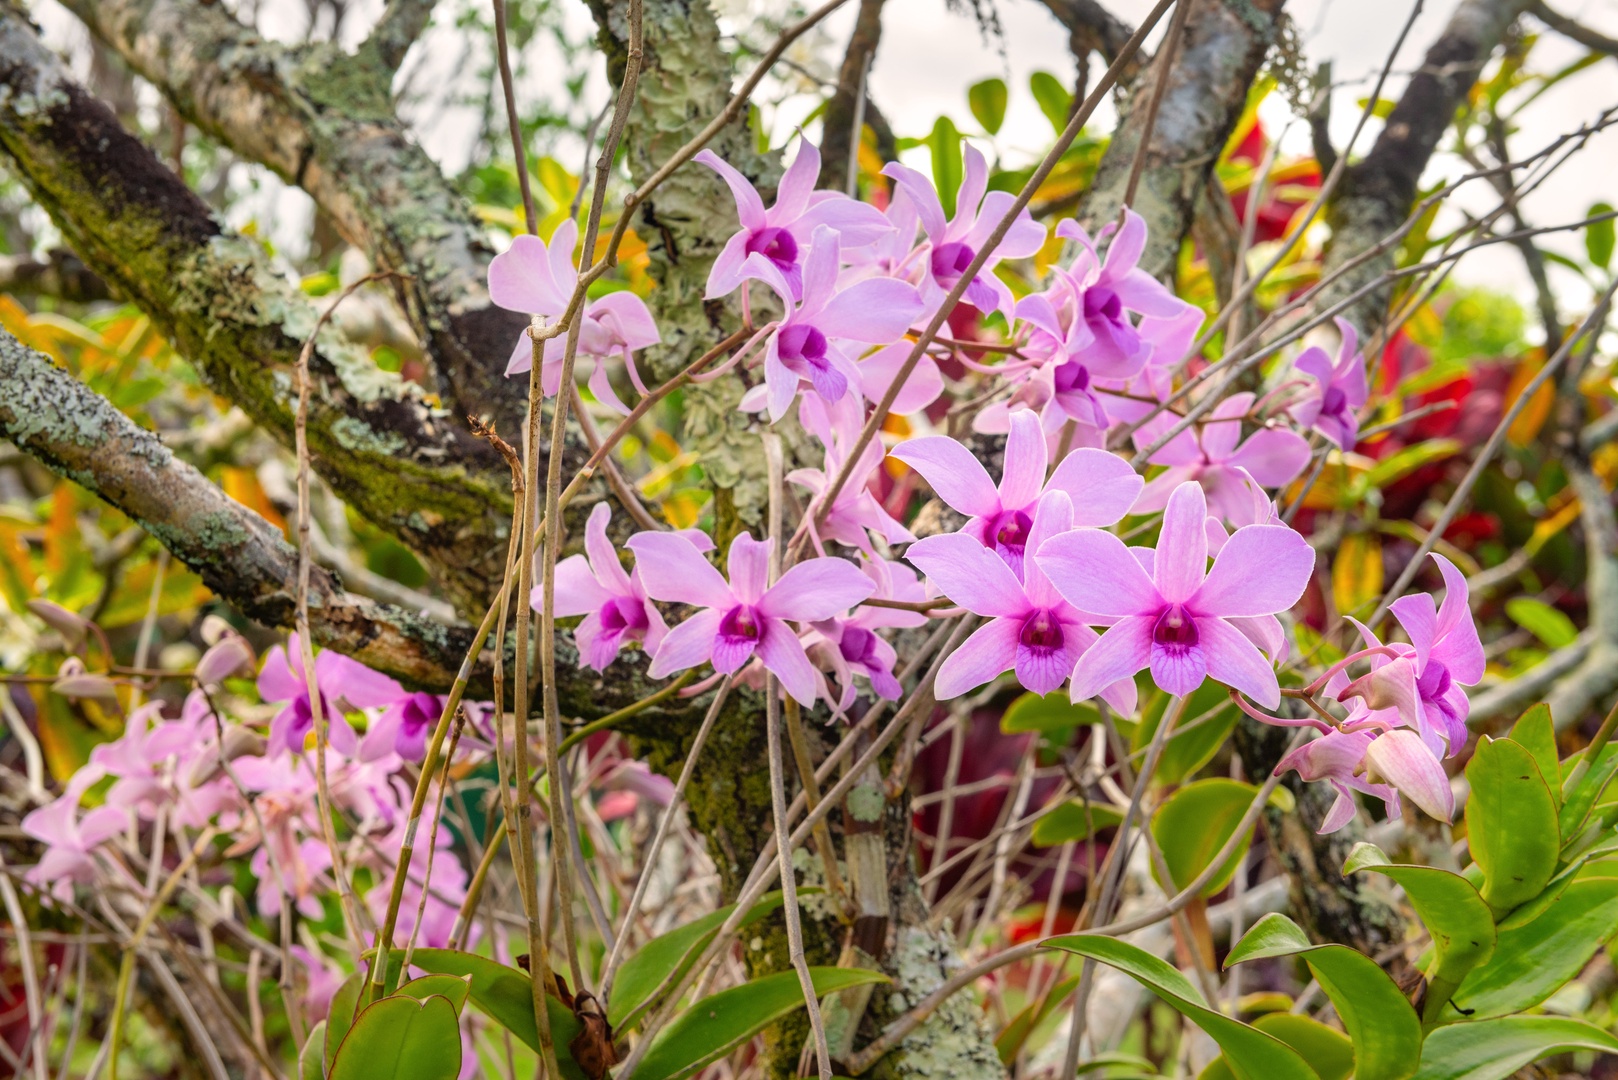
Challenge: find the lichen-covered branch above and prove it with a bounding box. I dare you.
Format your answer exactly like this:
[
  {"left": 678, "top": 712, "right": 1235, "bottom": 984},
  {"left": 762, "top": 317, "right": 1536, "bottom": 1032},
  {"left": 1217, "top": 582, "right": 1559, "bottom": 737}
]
[
  {"left": 366, "top": 0, "right": 439, "bottom": 71},
  {"left": 0, "top": 326, "right": 473, "bottom": 687},
  {"left": 61, "top": 0, "right": 534, "bottom": 436},
  {"left": 1034, "top": 0, "right": 1141, "bottom": 90},
  {"left": 0, "top": 4, "right": 514, "bottom": 611},
  {"left": 1075, "top": 0, "right": 1285, "bottom": 278},
  {"left": 1317, "top": 0, "right": 1531, "bottom": 332}
]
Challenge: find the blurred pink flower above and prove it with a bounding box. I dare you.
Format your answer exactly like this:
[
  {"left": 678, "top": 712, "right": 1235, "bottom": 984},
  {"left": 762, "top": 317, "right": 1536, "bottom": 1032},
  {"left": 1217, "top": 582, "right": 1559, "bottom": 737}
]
[
  {"left": 1132, "top": 392, "right": 1311, "bottom": 519},
  {"left": 1289, "top": 318, "right": 1368, "bottom": 449},
  {"left": 258, "top": 633, "right": 405, "bottom": 757},
  {"left": 21, "top": 766, "right": 124, "bottom": 904},
  {"left": 548, "top": 501, "right": 669, "bottom": 671}
]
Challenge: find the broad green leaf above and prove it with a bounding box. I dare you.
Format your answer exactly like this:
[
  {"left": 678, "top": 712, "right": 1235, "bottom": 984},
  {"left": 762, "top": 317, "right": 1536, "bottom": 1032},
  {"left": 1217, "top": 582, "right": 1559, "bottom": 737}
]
[
  {"left": 634, "top": 967, "right": 887, "bottom": 1080},
  {"left": 928, "top": 117, "right": 964, "bottom": 220},
  {"left": 1132, "top": 681, "right": 1243, "bottom": 786},
  {"left": 1042, "top": 935, "right": 1319, "bottom": 1080},
  {"left": 329, "top": 994, "right": 461, "bottom": 1080},
  {"left": 397, "top": 974, "right": 470, "bottom": 1014},
  {"left": 324, "top": 974, "right": 363, "bottom": 1076},
  {"left": 996, "top": 973, "right": 1078, "bottom": 1064},
  {"left": 1001, "top": 691, "right": 1099, "bottom": 737},
  {"left": 1449, "top": 877, "right": 1618, "bottom": 1020},
  {"left": 968, "top": 78, "right": 1008, "bottom": 135},
  {"left": 1505, "top": 598, "right": 1577, "bottom": 650},
  {"left": 1152, "top": 779, "right": 1281, "bottom": 897},
  {"left": 402, "top": 950, "right": 586, "bottom": 1079},
  {"left": 1198, "top": 1014, "right": 1354, "bottom": 1080},
  {"left": 609, "top": 891, "right": 787, "bottom": 1029},
  {"left": 1586, "top": 202, "right": 1615, "bottom": 269},
  {"left": 1226, "top": 914, "right": 1420, "bottom": 1080},
  {"left": 1508, "top": 704, "right": 1560, "bottom": 805},
  {"left": 1559, "top": 743, "right": 1618, "bottom": 844},
  {"left": 1032, "top": 800, "right": 1126, "bottom": 846},
  {"left": 1343, "top": 843, "right": 1495, "bottom": 1015},
  {"left": 1465, "top": 736, "right": 1558, "bottom": 917},
  {"left": 300, "top": 1020, "right": 326, "bottom": 1080},
  {"left": 1411, "top": 1016, "right": 1618, "bottom": 1080},
  {"left": 1029, "top": 71, "right": 1072, "bottom": 134}
]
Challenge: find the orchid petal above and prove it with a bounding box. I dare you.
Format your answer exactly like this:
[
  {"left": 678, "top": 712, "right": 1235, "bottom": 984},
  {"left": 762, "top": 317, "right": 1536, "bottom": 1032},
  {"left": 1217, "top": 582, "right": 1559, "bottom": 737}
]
[
  {"left": 905, "top": 533, "right": 1030, "bottom": 618},
  {"left": 647, "top": 609, "right": 721, "bottom": 679},
  {"left": 1198, "top": 616, "right": 1281, "bottom": 708},
  {"left": 934, "top": 617, "right": 1021, "bottom": 700},
  {"left": 998, "top": 410, "right": 1048, "bottom": 513},
  {"left": 1365, "top": 729, "right": 1454, "bottom": 823},
  {"left": 1154, "top": 481, "right": 1209, "bottom": 604},
  {"left": 759, "top": 557, "right": 876, "bottom": 620},
  {"left": 889, "top": 437, "right": 1000, "bottom": 517},
  {"left": 1036, "top": 528, "right": 1161, "bottom": 618},
  {"left": 695, "top": 149, "right": 767, "bottom": 231},
  {"left": 1070, "top": 615, "right": 1154, "bottom": 703},
  {"left": 626, "top": 532, "right": 735, "bottom": 609},
  {"left": 1192, "top": 524, "right": 1314, "bottom": 618}
]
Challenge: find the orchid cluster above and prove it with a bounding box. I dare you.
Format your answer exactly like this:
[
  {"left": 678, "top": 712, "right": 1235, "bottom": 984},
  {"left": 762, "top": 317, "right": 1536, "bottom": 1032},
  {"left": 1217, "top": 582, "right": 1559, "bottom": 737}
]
[{"left": 21, "top": 136, "right": 1483, "bottom": 968}]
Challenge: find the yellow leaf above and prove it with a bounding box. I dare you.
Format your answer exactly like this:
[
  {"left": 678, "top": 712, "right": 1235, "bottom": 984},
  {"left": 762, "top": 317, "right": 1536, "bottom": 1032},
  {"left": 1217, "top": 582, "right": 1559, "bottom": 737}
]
[
  {"left": 221, "top": 467, "right": 287, "bottom": 536},
  {"left": 661, "top": 488, "right": 708, "bottom": 529},
  {"left": 1332, "top": 532, "right": 1383, "bottom": 618},
  {"left": 1504, "top": 354, "right": 1555, "bottom": 446}
]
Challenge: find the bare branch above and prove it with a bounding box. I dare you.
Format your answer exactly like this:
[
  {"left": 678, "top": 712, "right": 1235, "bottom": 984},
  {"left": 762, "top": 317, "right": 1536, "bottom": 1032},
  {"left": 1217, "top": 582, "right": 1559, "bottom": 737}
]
[
  {"left": 1529, "top": 0, "right": 1618, "bottom": 56},
  {"left": 366, "top": 0, "right": 438, "bottom": 71},
  {"left": 0, "top": 250, "right": 110, "bottom": 303}
]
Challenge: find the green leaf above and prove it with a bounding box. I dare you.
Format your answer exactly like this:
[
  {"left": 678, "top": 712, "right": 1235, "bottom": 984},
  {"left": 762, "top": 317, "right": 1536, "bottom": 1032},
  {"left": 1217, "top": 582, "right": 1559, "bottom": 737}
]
[
  {"left": 1585, "top": 202, "right": 1614, "bottom": 269},
  {"left": 402, "top": 950, "right": 586, "bottom": 1079},
  {"left": 1226, "top": 913, "right": 1420, "bottom": 1080},
  {"left": 324, "top": 974, "right": 363, "bottom": 1077},
  {"left": 1032, "top": 800, "right": 1125, "bottom": 846},
  {"left": 996, "top": 974, "right": 1078, "bottom": 1063},
  {"left": 329, "top": 994, "right": 461, "bottom": 1080},
  {"left": 1504, "top": 598, "right": 1578, "bottom": 649},
  {"left": 396, "top": 974, "right": 470, "bottom": 1014},
  {"left": 1464, "top": 735, "right": 1559, "bottom": 917},
  {"left": 927, "top": 116, "right": 964, "bottom": 220},
  {"left": 1001, "top": 691, "right": 1099, "bottom": 737},
  {"left": 968, "top": 78, "right": 1008, "bottom": 135},
  {"left": 300, "top": 1020, "right": 326, "bottom": 1080},
  {"left": 1133, "top": 680, "right": 1243, "bottom": 786},
  {"left": 1343, "top": 844, "right": 1495, "bottom": 1017},
  {"left": 1411, "top": 1016, "right": 1618, "bottom": 1080},
  {"left": 1198, "top": 1014, "right": 1355, "bottom": 1080},
  {"left": 1507, "top": 704, "right": 1560, "bottom": 805},
  {"left": 1152, "top": 779, "right": 1278, "bottom": 897},
  {"left": 1449, "top": 877, "right": 1618, "bottom": 1020},
  {"left": 1042, "top": 935, "right": 1319, "bottom": 1080},
  {"left": 609, "top": 891, "right": 787, "bottom": 1029},
  {"left": 1558, "top": 743, "right": 1618, "bottom": 844},
  {"left": 1029, "top": 71, "right": 1072, "bottom": 134},
  {"left": 634, "top": 968, "right": 887, "bottom": 1080}
]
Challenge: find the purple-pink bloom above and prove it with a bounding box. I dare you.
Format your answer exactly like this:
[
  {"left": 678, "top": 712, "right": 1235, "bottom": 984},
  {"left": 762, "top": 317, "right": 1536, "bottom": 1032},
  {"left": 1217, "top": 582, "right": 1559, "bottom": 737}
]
[
  {"left": 883, "top": 145, "right": 1046, "bottom": 321},
  {"left": 1053, "top": 212, "right": 1199, "bottom": 373},
  {"left": 1132, "top": 392, "right": 1311, "bottom": 520},
  {"left": 697, "top": 140, "right": 891, "bottom": 300},
  {"left": 548, "top": 501, "right": 669, "bottom": 670},
  {"left": 360, "top": 691, "right": 450, "bottom": 761},
  {"left": 1334, "top": 553, "right": 1484, "bottom": 756},
  {"left": 626, "top": 531, "right": 876, "bottom": 706},
  {"left": 1274, "top": 729, "right": 1398, "bottom": 834},
  {"left": 1037, "top": 481, "right": 1314, "bottom": 707},
  {"left": 789, "top": 394, "right": 915, "bottom": 555},
  {"left": 808, "top": 557, "right": 927, "bottom": 708},
  {"left": 20, "top": 766, "right": 124, "bottom": 904},
  {"left": 487, "top": 218, "right": 661, "bottom": 414},
  {"left": 258, "top": 633, "right": 405, "bottom": 757},
  {"left": 1288, "top": 318, "right": 1368, "bottom": 449},
  {"left": 890, "top": 409, "right": 1143, "bottom": 577},
  {"left": 908, "top": 491, "right": 1135, "bottom": 708},
  {"left": 746, "top": 226, "right": 923, "bottom": 420}
]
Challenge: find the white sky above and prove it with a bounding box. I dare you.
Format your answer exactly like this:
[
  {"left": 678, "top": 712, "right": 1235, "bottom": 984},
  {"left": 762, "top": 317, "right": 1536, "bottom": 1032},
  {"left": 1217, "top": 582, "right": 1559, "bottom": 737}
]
[{"left": 34, "top": 0, "right": 1618, "bottom": 313}]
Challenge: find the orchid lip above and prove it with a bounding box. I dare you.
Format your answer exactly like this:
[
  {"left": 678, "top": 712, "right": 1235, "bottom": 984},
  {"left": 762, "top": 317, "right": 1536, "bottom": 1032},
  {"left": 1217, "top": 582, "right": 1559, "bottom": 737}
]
[
  {"left": 1018, "top": 610, "right": 1066, "bottom": 652},
  {"left": 778, "top": 323, "right": 829, "bottom": 363},
  {"left": 931, "top": 241, "right": 976, "bottom": 282},
  {"left": 718, "top": 604, "right": 762, "bottom": 645},
  {"left": 746, "top": 226, "right": 799, "bottom": 271},
  {"left": 1152, "top": 606, "right": 1199, "bottom": 652}
]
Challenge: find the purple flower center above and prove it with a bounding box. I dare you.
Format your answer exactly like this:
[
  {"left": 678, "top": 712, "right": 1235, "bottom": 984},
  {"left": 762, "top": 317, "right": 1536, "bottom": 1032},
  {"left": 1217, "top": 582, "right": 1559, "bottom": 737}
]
[
  {"left": 1054, "top": 361, "right": 1091, "bottom": 394},
  {"left": 986, "top": 508, "right": 1033, "bottom": 573},
  {"left": 1322, "top": 385, "right": 1348, "bottom": 417},
  {"left": 399, "top": 693, "right": 435, "bottom": 737},
  {"left": 1152, "top": 606, "right": 1199, "bottom": 652},
  {"left": 719, "top": 605, "right": 762, "bottom": 645},
  {"left": 1084, "top": 288, "right": 1123, "bottom": 326},
  {"left": 778, "top": 323, "right": 847, "bottom": 402},
  {"left": 1416, "top": 659, "right": 1453, "bottom": 702},
  {"left": 601, "top": 596, "right": 650, "bottom": 636},
  {"left": 746, "top": 227, "right": 799, "bottom": 273},
  {"left": 778, "top": 324, "right": 829, "bottom": 363},
  {"left": 839, "top": 626, "right": 880, "bottom": 667},
  {"left": 1018, "top": 610, "right": 1066, "bottom": 652},
  {"left": 931, "top": 241, "right": 976, "bottom": 283}
]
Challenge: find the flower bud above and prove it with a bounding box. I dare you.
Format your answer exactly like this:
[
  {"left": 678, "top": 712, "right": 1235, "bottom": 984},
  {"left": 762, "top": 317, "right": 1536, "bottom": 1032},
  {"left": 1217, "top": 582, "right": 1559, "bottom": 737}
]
[
  {"left": 51, "top": 658, "right": 118, "bottom": 701},
  {"left": 26, "top": 599, "right": 90, "bottom": 650},
  {"left": 195, "top": 634, "right": 255, "bottom": 687}
]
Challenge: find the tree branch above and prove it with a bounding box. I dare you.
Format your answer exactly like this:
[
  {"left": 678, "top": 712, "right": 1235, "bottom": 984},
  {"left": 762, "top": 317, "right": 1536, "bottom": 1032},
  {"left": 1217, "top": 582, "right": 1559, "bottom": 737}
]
[
  {"left": 366, "top": 0, "right": 438, "bottom": 71},
  {"left": 0, "top": 249, "right": 110, "bottom": 303},
  {"left": 0, "top": 4, "right": 514, "bottom": 611},
  {"left": 820, "top": 0, "right": 897, "bottom": 196},
  {"left": 1529, "top": 0, "right": 1618, "bottom": 57},
  {"left": 1034, "top": 0, "right": 1140, "bottom": 88},
  {"left": 0, "top": 326, "right": 472, "bottom": 688},
  {"left": 1075, "top": 0, "right": 1286, "bottom": 278},
  {"left": 1318, "top": 0, "right": 1532, "bottom": 331}
]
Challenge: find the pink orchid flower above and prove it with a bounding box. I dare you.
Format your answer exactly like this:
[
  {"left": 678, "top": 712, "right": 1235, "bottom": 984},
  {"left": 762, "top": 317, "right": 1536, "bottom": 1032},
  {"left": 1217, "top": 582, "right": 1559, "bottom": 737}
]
[
  {"left": 1273, "top": 724, "right": 1454, "bottom": 833},
  {"left": 1037, "top": 481, "right": 1314, "bottom": 707},
  {"left": 488, "top": 218, "right": 661, "bottom": 414},
  {"left": 359, "top": 691, "right": 478, "bottom": 762},
  {"left": 1333, "top": 553, "right": 1484, "bottom": 756},
  {"left": 883, "top": 144, "right": 1046, "bottom": 321},
  {"left": 744, "top": 225, "right": 924, "bottom": 421},
  {"left": 1288, "top": 318, "right": 1368, "bottom": 449},
  {"left": 548, "top": 501, "right": 670, "bottom": 671},
  {"left": 890, "top": 409, "right": 1144, "bottom": 577},
  {"left": 1132, "top": 392, "right": 1311, "bottom": 520},
  {"left": 258, "top": 633, "right": 405, "bottom": 757},
  {"left": 625, "top": 531, "right": 876, "bottom": 706},
  {"left": 808, "top": 556, "right": 928, "bottom": 707},
  {"left": 696, "top": 140, "right": 892, "bottom": 300},
  {"left": 908, "top": 491, "right": 1136, "bottom": 708},
  {"left": 90, "top": 701, "right": 198, "bottom": 819},
  {"left": 21, "top": 766, "right": 124, "bottom": 904},
  {"left": 1053, "top": 212, "right": 1198, "bottom": 373},
  {"left": 789, "top": 393, "right": 915, "bottom": 555}
]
